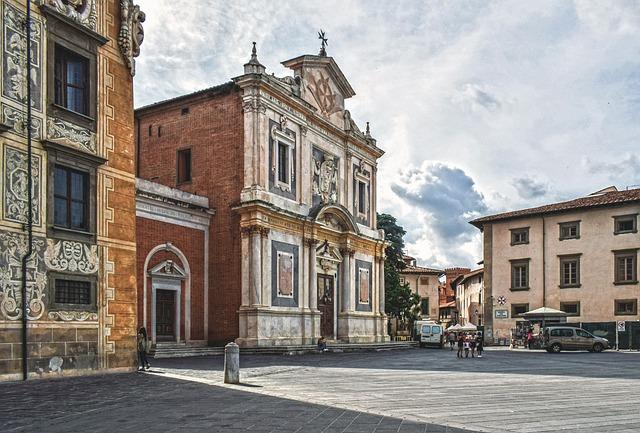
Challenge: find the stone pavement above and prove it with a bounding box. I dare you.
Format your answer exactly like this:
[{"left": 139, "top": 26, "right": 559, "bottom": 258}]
[
  {"left": 151, "top": 347, "right": 640, "bottom": 433},
  {"left": 0, "top": 369, "right": 475, "bottom": 433}
]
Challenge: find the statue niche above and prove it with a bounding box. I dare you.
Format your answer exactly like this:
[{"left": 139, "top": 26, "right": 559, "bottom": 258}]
[{"left": 312, "top": 147, "right": 338, "bottom": 206}]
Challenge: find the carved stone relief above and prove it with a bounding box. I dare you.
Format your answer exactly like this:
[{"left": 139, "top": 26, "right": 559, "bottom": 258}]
[
  {"left": 306, "top": 71, "right": 340, "bottom": 117},
  {"left": 118, "top": 0, "right": 145, "bottom": 76},
  {"left": 0, "top": 230, "right": 47, "bottom": 320},
  {"left": 46, "top": 117, "right": 97, "bottom": 154},
  {"left": 1, "top": 103, "right": 42, "bottom": 139},
  {"left": 44, "top": 240, "right": 99, "bottom": 274},
  {"left": 3, "top": 146, "right": 41, "bottom": 225},
  {"left": 312, "top": 147, "right": 338, "bottom": 205},
  {"left": 48, "top": 310, "right": 97, "bottom": 321},
  {"left": 2, "top": 2, "right": 42, "bottom": 111},
  {"left": 42, "top": 0, "right": 98, "bottom": 31}
]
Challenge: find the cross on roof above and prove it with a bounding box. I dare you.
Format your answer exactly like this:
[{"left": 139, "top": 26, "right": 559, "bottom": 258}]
[{"left": 318, "top": 30, "right": 328, "bottom": 56}]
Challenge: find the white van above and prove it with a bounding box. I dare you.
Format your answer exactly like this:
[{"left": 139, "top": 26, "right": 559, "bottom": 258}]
[{"left": 415, "top": 320, "right": 444, "bottom": 348}]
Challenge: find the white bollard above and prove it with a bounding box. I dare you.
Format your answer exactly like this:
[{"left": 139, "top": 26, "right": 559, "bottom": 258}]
[{"left": 224, "top": 342, "right": 240, "bottom": 384}]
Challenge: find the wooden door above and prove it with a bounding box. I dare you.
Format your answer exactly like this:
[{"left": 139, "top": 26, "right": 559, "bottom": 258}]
[
  {"left": 156, "top": 289, "right": 175, "bottom": 340},
  {"left": 318, "top": 275, "right": 334, "bottom": 339}
]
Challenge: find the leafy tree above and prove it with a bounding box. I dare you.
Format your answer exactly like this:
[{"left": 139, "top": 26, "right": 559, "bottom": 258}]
[{"left": 377, "top": 213, "right": 421, "bottom": 333}]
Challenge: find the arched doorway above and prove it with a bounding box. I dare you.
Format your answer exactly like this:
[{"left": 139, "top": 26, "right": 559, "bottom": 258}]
[
  {"left": 316, "top": 241, "right": 342, "bottom": 339},
  {"left": 149, "top": 260, "right": 186, "bottom": 343}
]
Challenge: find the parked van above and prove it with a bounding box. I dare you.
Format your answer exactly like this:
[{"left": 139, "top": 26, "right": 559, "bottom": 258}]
[
  {"left": 415, "top": 320, "right": 444, "bottom": 348},
  {"left": 542, "top": 326, "right": 610, "bottom": 353}
]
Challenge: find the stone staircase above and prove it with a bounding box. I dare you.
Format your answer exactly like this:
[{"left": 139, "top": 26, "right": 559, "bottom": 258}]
[{"left": 151, "top": 340, "right": 417, "bottom": 359}]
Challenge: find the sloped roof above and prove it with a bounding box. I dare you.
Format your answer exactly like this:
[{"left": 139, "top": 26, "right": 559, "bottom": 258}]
[
  {"left": 460, "top": 268, "right": 484, "bottom": 284},
  {"left": 401, "top": 265, "right": 444, "bottom": 275},
  {"left": 470, "top": 188, "right": 640, "bottom": 229}
]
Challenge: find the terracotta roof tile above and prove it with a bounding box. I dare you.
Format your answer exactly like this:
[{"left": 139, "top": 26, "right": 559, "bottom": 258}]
[
  {"left": 401, "top": 265, "right": 444, "bottom": 275},
  {"left": 470, "top": 188, "right": 640, "bottom": 228}
]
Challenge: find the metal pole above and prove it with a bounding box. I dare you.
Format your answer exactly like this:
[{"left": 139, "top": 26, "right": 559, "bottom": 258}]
[{"left": 20, "top": 0, "right": 34, "bottom": 381}]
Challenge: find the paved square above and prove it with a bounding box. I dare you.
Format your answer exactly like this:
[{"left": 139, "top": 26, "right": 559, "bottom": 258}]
[{"left": 152, "top": 347, "right": 640, "bottom": 433}]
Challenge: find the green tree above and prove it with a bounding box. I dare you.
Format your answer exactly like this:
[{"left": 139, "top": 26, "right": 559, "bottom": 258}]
[{"left": 377, "top": 213, "right": 420, "bottom": 333}]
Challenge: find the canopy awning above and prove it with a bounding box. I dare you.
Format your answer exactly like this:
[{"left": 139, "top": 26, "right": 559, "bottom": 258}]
[{"left": 521, "top": 307, "right": 568, "bottom": 318}]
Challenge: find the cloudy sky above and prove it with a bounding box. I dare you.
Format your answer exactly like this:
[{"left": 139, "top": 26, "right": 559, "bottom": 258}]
[{"left": 135, "top": 0, "right": 640, "bottom": 269}]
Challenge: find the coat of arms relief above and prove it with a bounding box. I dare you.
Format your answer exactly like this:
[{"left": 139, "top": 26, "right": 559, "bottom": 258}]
[
  {"left": 306, "top": 71, "right": 341, "bottom": 117},
  {"left": 312, "top": 149, "right": 338, "bottom": 204}
]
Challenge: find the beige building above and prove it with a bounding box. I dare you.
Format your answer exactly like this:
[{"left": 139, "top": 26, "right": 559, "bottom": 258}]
[
  {"left": 471, "top": 187, "right": 640, "bottom": 343},
  {"left": 454, "top": 268, "right": 484, "bottom": 326},
  {"left": 399, "top": 256, "right": 443, "bottom": 320}
]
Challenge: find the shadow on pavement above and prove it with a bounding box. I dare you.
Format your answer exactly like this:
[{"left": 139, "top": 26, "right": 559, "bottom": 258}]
[{"left": 0, "top": 372, "right": 475, "bottom": 433}]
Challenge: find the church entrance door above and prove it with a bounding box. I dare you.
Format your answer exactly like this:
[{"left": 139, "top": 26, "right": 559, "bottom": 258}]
[
  {"left": 156, "top": 289, "right": 176, "bottom": 341},
  {"left": 318, "top": 274, "right": 335, "bottom": 339}
]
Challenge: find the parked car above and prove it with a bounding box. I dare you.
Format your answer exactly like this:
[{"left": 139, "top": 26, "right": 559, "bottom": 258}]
[
  {"left": 542, "top": 326, "right": 610, "bottom": 353},
  {"left": 416, "top": 321, "right": 444, "bottom": 348}
]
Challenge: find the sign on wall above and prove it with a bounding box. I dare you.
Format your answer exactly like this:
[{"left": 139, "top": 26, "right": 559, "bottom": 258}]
[
  {"left": 617, "top": 321, "right": 626, "bottom": 332},
  {"left": 495, "top": 310, "right": 508, "bottom": 319}
]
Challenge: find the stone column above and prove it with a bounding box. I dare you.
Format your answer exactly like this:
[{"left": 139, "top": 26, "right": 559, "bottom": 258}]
[
  {"left": 307, "top": 238, "right": 319, "bottom": 310},
  {"left": 378, "top": 256, "right": 386, "bottom": 315},
  {"left": 260, "top": 227, "right": 270, "bottom": 307},
  {"left": 250, "top": 226, "right": 262, "bottom": 306},
  {"left": 340, "top": 248, "right": 353, "bottom": 313}
]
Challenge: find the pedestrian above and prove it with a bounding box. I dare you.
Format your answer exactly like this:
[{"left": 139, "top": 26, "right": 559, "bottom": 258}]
[
  {"left": 457, "top": 333, "right": 464, "bottom": 358},
  {"left": 317, "top": 336, "right": 327, "bottom": 352},
  {"left": 448, "top": 332, "right": 456, "bottom": 351},
  {"left": 463, "top": 336, "right": 470, "bottom": 358},
  {"left": 476, "top": 333, "right": 483, "bottom": 358},
  {"left": 527, "top": 329, "right": 534, "bottom": 350},
  {"left": 137, "top": 327, "right": 150, "bottom": 371},
  {"left": 469, "top": 336, "right": 476, "bottom": 358}
]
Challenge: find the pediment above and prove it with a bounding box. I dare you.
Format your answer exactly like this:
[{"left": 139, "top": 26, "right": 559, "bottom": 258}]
[
  {"left": 149, "top": 259, "right": 186, "bottom": 279},
  {"left": 282, "top": 55, "right": 355, "bottom": 127}
]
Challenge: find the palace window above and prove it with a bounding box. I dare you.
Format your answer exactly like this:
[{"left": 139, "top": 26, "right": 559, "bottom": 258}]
[
  {"left": 614, "top": 250, "right": 637, "bottom": 284},
  {"left": 354, "top": 164, "right": 370, "bottom": 222},
  {"left": 560, "top": 301, "right": 580, "bottom": 316},
  {"left": 559, "top": 255, "right": 581, "bottom": 288},
  {"left": 420, "top": 298, "right": 429, "bottom": 316},
  {"left": 419, "top": 276, "right": 430, "bottom": 285},
  {"left": 614, "top": 215, "right": 637, "bottom": 235},
  {"left": 55, "top": 279, "right": 91, "bottom": 305},
  {"left": 511, "top": 303, "right": 529, "bottom": 317},
  {"left": 615, "top": 299, "right": 637, "bottom": 316},
  {"left": 559, "top": 221, "right": 580, "bottom": 240},
  {"left": 54, "top": 45, "right": 89, "bottom": 116},
  {"left": 399, "top": 277, "right": 406, "bottom": 285},
  {"left": 510, "top": 228, "right": 529, "bottom": 245},
  {"left": 510, "top": 259, "right": 529, "bottom": 290},
  {"left": 54, "top": 165, "right": 89, "bottom": 231},
  {"left": 177, "top": 148, "right": 192, "bottom": 184}
]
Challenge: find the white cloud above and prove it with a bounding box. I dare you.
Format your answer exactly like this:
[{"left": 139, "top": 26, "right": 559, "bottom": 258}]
[{"left": 134, "top": 0, "right": 640, "bottom": 267}]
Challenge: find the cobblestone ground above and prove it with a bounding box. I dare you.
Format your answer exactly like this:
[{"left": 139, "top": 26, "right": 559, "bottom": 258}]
[
  {"left": 0, "top": 367, "right": 474, "bottom": 433},
  {"left": 150, "top": 347, "right": 640, "bottom": 433}
]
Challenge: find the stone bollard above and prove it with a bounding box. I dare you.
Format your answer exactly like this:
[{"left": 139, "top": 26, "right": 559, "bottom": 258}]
[{"left": 224, "top": 342, "right": 240, "bottom": 384}]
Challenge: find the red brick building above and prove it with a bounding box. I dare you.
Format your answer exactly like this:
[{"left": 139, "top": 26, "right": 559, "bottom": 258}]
[
  {"left": 135, "top": 179, "right": 212, "bottom": 346},
  {"left": 135, "top": 44, "right": 388, "bottom": 347}
]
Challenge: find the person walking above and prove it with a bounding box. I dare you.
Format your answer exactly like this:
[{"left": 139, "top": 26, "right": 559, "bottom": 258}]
[
  {"left": 527, "top": 329, "right": 534, "bottom": 350},
  {"left": 137, "top": 327, "right": 150, "bottom": 371},
  {"left": 448, "top": 332, "right": 456, "bottom": 351},
  {"left": 476, "top": 333, "right": 484, "bottom": 358},
  {"left": 469, "top": 336, "right": 476, "bottom": 358},
  {"left": 457, "top": 333, "right": 464, "bottom": 358}
]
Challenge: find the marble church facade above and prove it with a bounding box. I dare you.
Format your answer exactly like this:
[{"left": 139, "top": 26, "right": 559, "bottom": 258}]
[
  {"left": 0, "top": 0, "right": 144, "bottom": 379},
  {"left": 136, "top": 44, "right": 388, "bottom": 347}
]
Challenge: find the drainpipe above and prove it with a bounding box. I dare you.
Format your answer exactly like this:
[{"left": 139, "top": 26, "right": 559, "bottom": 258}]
[
  {"left": 20, "top": 0, "right": 34, "bottom": 381},
  {"left": 542, "top": 215, "right": 548, "bottom": 333}
]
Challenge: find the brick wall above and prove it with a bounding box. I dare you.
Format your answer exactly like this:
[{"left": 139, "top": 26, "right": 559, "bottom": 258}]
[
  {"left": 136, "top": 85, "right": 244, "bottom": 344},
  {"left": 136, "top": 217, "right": 206, "bottom": 341}
]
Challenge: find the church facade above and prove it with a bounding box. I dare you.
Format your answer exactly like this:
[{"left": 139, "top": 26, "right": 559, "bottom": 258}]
[
  {"left": 135, "top": 43, "right": 388, "bottom": 347},
  {"left": 0, "top": 0, "right": 144, "bottom": 379}
]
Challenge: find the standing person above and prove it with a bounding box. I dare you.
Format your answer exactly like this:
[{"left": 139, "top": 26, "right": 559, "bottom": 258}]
[
  {"left": 476, "top": 333, "right": 484, "bottom": 358},
  {"left": 448, "top": 332, "right": 456, "bottom": 351},
  {"left": 463, "top": 335, "right": 470, "bottom": 358},
  {"left": 457, "top": 333, "right": 464, "bottom": 358},
  {"left": 469, "top": 336, "right": 476, "bottom": 358},
  {"left": 137, "top": 327, "right": 150, "bottom": 371},
  {"left": 527, "top": 329, "right": 534, "bottom": 350}
]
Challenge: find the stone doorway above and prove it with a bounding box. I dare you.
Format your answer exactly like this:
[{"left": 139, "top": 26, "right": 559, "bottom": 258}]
[
  {"left": 318, "top": 274, "right": 335, "bottom": 339},
  {"left": 156, "top": 289, "right": 176, "bottom": 341}
]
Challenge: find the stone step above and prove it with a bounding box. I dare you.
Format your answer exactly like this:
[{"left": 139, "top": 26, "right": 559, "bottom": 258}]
[{"left": 151, "top": 341, "right": 417, "bottom": 359}]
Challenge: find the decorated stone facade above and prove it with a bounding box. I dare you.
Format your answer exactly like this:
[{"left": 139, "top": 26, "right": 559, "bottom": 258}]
[
  {"left": 0, "top": 0, "right": 144, "bottom": 379},
  {"left": 136, "top": 42, "right": 388, "bottom": 347}
]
